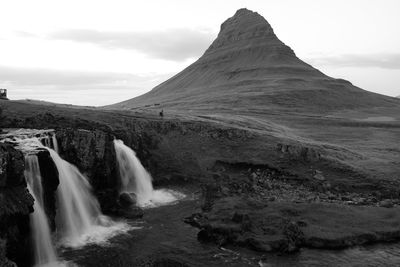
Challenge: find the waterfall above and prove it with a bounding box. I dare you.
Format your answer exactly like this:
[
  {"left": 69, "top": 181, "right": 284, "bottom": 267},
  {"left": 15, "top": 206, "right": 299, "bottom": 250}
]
[
  {"left": 47, "top": 149, "right": 108, "bottom": 245},
  {"left": 7, "top": 130, "right": 128, "bottom": 248},
  {"left": 113, "top": 139, "right": 185, "bottom": 207},
  {"left": 25, "top": 155, "right": 59, "bottom": 267},
  {"left": 51, "top": 134, "right": 59, "bottom": 153},
  {"left": 44, "top": 135, "right": 128, "bottom": 247},
  {"left": 3, "top": 129, "right": 131, "bottom": 252},
  {"left": 114, "top": 139, "right": 154, "bottom": 205}
]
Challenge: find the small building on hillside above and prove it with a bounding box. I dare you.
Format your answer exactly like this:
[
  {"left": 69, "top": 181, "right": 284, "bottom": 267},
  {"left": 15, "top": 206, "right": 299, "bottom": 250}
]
[{"left": 0, "top": 89, "right": 8, "bottom": 100}]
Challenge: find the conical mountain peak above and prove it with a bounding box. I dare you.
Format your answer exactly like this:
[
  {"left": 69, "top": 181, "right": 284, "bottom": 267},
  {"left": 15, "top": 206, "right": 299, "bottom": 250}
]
[
  {"left": 108, "top": 9, "right": 398, "bottom": 112},
  {"left": 201, "top": 8, "right": 296, "bottom": 65},
  {"left": 221, "top": 8, "right": 273, "bottom": 33},
  {"left": 205, "top": 8, "right": 277, "bottom": 52}
]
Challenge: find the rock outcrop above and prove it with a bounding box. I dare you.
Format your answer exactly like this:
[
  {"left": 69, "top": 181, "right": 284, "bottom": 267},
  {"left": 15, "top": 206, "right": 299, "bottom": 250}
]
[
  {"left": 56, "top": 128, "right": 117, "bottom": 190},
  {"left": 36, "top": 149, "right": 59, "bottom": 230},
  {"left": 185, "top": 195, "right": 400, "bottom": 253},
  {"left": 0, "top": 144, "right": 33, "bottom": 267}
]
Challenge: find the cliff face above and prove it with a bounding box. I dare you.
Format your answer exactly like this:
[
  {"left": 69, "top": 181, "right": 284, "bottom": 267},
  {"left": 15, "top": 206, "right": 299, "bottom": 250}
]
[
  {"left": 36, "top": 149, "right": 59, "bottom": 231},
  {"left": 55, "top": 121, "right": 258, "bottom": 186},
  {"left": 55, "top": 129, "right": 117, "bottom": 190},
  {"left": 0, "top": 144, "right": 33, "bottom": 267}
]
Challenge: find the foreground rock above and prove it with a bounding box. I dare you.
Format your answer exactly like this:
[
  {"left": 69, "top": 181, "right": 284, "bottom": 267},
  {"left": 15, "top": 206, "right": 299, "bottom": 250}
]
[
  {"left": 185, "top": 196, "right": 400, "bottom": 253},
  {"left": 0, "top": 144, "right": 34, "bottom": 267}
]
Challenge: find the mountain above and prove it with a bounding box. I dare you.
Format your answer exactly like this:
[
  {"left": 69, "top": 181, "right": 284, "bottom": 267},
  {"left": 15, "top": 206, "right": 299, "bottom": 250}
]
[{"left": 107, "top": 8, "right": 399, "bottom": 113}]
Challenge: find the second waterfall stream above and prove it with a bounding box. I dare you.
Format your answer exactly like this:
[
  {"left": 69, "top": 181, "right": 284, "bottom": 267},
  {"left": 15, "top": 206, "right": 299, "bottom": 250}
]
[
  {"left": 41, "top": 136, "right": 128, "bottom": 247},
  {"left": 113, "top": 139, "right": 185, "bottom": 207}
]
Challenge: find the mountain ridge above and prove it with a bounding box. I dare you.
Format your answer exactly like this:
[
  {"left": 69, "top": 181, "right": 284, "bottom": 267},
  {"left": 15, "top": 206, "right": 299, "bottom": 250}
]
[{"left": 107, "top": 8, "right": 400, "bottom": 113}]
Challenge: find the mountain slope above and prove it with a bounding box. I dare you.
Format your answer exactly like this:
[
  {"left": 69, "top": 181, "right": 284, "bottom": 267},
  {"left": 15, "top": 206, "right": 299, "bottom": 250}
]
[{"left": 107, "top": 8, "right": 399, "bottom": 113}]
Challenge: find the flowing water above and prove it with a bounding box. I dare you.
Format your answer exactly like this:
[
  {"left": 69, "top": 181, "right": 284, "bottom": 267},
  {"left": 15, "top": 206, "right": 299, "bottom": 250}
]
[
  {"left": 3, "top": 129, "right": 400, "bottom": 266},
  {"left": 2, "top": 129, "right": 129, "bottom": 265},
  {"left": 52, "top": 133, "right": 59, "bottom": 153},
  {"left": 48, "top": 148, "right": 118, "bottom": 246},
  {"left": 25, "top": 155, "right": 61, "bottom": 267},
  {"left": 43, "top": 136, "right": 129, "bottom": 247},
  {"left": 60, "top": 198, "right": 400, "bottom": 267},
  {"left": 113, "top": 139, "right": 185, "bottom": 207}
]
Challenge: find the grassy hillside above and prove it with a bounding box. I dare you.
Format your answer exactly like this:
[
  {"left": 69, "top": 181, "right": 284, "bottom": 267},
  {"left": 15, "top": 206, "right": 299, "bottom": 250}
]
[{"left": 106, "top": 9, "right": 400, "bottom": 114}]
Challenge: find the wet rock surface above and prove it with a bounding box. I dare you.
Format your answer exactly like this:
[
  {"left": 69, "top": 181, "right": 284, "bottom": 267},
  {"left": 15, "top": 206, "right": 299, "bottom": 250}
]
[
  {"left": 0, "top": 239, "right": 17, "bottom": 267},
  {"left": 56, "top": 128, "right": 118, "bottom": 191},
  {"left": 36, "top": 149, "right": 59, "bottom": 231},
  {"left": 0, "top": 144, "right": 34, "bottom": 267}
]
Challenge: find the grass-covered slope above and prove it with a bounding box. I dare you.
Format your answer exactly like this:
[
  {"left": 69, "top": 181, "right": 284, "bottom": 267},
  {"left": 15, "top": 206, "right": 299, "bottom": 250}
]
[{"left": 107, "top": 8, "right": 400, "bottom": 113}]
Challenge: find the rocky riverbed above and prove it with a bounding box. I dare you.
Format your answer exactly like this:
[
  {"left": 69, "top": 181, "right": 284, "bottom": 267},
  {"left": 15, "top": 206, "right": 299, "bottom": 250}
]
[
  {"left": 184, "top": 163, "right": 400, "bottom": 254},
  {"left": 209, "top": 165, "right": 399, "bottom": 208}
]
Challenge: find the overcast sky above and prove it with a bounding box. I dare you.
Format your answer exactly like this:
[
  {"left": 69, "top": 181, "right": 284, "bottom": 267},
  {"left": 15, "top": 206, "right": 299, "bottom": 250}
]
[{"left": 1, "top": 0, "right": 399, "bottom": 106}]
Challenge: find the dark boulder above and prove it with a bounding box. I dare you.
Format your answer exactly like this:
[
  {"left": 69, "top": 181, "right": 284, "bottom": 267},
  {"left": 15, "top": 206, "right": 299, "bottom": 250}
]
[{"left": 119, "top": 192, "right": 137, "bottom": 208}]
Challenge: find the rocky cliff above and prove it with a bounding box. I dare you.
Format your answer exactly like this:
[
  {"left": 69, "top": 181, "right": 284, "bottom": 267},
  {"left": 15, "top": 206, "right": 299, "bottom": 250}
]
[
  {"left": 36, "top": 149, "right": 59, "bottom": 231},
  {"left": 0, "top": 144, "right": 33, "bottom": 267}
]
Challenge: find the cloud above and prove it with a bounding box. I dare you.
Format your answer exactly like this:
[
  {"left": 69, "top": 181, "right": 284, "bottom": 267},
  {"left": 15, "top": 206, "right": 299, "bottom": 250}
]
[
  {"left": 0, "top": 65, "right": 169, "bottom": 89},
  {"left": 307, "top": 53, "right": 400, "bottom": 69},
  {"left": 47, "top": 28, "right": 214, "bottom": 61},
  {"left": 0, "top": 65, "right": 173, "bottom": 105},
  {"left": 14, "top": 31, "right": 38, "bottom": 38}
]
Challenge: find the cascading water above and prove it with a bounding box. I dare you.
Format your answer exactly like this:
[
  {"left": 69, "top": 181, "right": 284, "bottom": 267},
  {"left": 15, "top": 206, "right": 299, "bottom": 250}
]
[
  {"left": 114, "top": 139, "right": 185, "bottom": 207},
  {"left": 2, "top": 129, "right": 129, "bottom": 251},
  {"left": 25, "top": 154, "right": 61, "bottom": 267},
  {"left": 51, "top": 134, "right": 59, "bottom": 153},
  {"left": 47, "top": 149, "right": 111, "bottom": 246},
  {"left": 43, "top": 136, "right": 128, "bottom": 247},
  {"left": 114, "top": 139, "right": 154, "bottom": 204}
]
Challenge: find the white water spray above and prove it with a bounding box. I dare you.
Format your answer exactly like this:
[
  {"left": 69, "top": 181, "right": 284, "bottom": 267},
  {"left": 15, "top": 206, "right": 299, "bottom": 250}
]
[
  {"left": 2, "top": 129, "right": 130, "bottom": 249},
  {"left": 113, "top": 139, "right": 185, "bottom": 207},
  {"left": 44, "top": 136, "right": 128, "bottom": 247},
  {"left": 114, "top": 139, "right": 153, "bottom": 204},
  {"left": 25, "top": 155, "right": 61, "bottom": 267},
  {"left": 48, "top": 149, "right": 110, "bottom": 245}
]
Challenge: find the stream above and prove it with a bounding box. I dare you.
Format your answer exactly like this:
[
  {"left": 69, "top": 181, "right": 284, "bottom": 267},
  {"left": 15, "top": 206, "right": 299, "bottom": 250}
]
[{"left": 61, "top": 197, "right": 400, "bottom": 267}]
